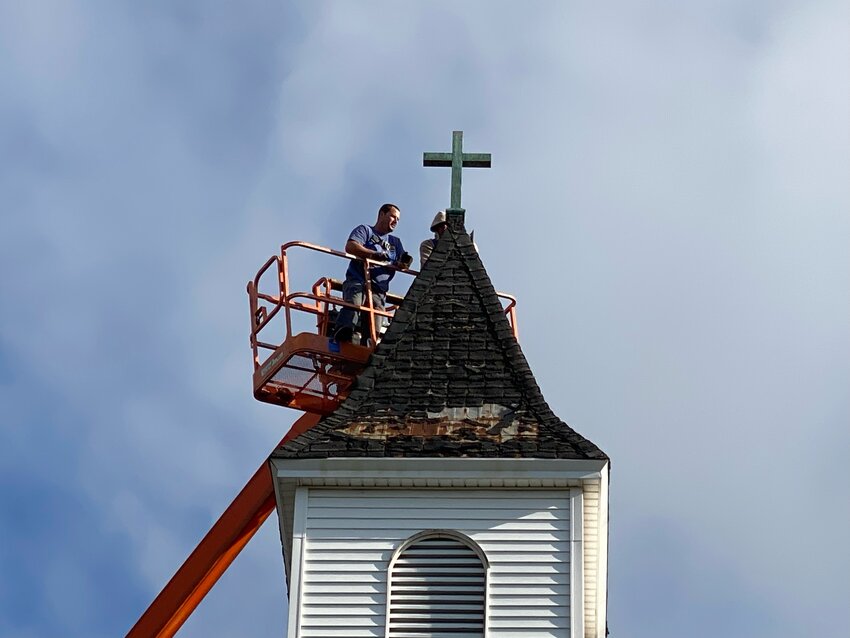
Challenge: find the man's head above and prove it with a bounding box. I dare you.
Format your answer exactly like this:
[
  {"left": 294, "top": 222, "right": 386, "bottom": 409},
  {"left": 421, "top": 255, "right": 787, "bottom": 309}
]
[
  {"left": 375, "top": 203, "right": 401, "bottom": 234},
  {"left": 430, "top": 210, "right": 448, "bottom": 237}
]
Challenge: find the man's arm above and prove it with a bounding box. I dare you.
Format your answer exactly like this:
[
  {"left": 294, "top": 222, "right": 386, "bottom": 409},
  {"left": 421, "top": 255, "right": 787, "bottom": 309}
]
[
  {"left": 345, "top": 239, "right": 388, "bottom": 261},
  {"left": 419, "top": 239, "right": 433, "bottom": 267}
]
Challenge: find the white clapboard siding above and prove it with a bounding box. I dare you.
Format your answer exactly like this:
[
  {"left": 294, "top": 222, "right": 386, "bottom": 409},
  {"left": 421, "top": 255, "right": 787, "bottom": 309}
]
[{"left": 298, "top": 489, "right": 570, "bottom": 638}]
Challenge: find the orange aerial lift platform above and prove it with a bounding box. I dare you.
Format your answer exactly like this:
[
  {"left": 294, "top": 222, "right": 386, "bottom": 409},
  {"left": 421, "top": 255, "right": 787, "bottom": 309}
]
[{"left": 248, "top": 240, "right": 517, "bottom": 415}]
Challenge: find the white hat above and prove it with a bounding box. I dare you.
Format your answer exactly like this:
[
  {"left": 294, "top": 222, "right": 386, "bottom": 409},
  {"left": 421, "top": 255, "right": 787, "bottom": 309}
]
[{"left": 430, "top": 210, "right": 447, "bottom": 232}]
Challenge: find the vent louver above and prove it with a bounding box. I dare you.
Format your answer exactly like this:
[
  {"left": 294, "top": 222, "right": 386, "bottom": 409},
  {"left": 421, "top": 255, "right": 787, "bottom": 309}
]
[{"left": 387, "top": 536, "right": 487, "bottom": 637}]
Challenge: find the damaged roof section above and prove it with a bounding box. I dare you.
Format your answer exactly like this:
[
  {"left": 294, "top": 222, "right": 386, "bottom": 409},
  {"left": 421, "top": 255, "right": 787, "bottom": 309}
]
[{"left": 274, "top": 217, "right": 607, "bottom": 461}]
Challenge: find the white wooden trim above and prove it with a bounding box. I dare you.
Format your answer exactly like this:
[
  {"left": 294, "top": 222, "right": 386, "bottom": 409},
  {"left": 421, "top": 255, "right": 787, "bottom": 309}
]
[
  {"left": 596, "top": 465, "right": 610, "bottom": 638},
  {"left": 570, "top": 487, "right": 584, "bottom": 638},
  {"left": 270, "top": 461, "right": 291, "bottom": 588},
  {"left": 272, "top": 457, "right": 607, "bottom": 481},
  {"left": 296, "top": 477, "right": 584, "bottom": 489},
  {"left": 484, "top": 538, "right": 491, "bottom": 638},
  {"left": 387, "top": 529, "right": 491, "bottom": 570},
  {"left": 287, "top": 487, "right": 308, "bottom": 638}
]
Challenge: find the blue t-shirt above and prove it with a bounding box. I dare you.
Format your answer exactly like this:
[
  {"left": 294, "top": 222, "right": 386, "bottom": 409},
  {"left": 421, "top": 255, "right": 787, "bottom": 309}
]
[{"left": 344, "top": 224, "right": 405, "bottom": 293}]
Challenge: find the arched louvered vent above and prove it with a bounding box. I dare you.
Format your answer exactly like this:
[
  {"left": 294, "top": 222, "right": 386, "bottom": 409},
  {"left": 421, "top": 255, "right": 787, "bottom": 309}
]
[{"left": 387, "top": 534, "right": 487, "bottom": 638}]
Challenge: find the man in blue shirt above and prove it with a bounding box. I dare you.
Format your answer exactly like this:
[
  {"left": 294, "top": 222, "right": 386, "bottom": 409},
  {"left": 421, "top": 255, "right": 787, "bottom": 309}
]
[{"left": 334, "top": 203, "right": 410, "bottom": 344}]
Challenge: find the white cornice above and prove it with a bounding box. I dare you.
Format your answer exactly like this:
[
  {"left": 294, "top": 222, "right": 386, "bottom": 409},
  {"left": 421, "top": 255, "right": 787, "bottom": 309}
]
[{"left": 272, "top": 457, "right": 608, "bottom": 481}]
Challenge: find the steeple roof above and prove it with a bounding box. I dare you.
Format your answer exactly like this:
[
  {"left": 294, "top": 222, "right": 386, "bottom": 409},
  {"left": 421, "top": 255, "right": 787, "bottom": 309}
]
[{"left": 273, "top": 219, "right": 607, "bottom": 461}]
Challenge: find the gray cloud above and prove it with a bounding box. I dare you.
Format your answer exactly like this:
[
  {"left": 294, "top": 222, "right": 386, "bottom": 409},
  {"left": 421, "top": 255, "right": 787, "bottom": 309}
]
[{"left": 1, "top": 1, "right": 847, "bottom": 636}]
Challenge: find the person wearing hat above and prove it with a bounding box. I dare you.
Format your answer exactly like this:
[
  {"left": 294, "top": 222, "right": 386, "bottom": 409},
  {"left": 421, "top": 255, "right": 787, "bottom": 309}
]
[{"left": 419, "top": 210, "right": 448, "bottom": 267}]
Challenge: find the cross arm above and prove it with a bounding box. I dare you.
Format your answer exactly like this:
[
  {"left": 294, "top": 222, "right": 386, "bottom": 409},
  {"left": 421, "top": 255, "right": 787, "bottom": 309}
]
[
  {"left": 423, "top": 152, "right": 492, "bottom": 168},
  {"left": 423, "top": 152, "right": 452, "bottom": 166},
  {"left": 459, "top": 153, "right": 492, "bottom": 168}
]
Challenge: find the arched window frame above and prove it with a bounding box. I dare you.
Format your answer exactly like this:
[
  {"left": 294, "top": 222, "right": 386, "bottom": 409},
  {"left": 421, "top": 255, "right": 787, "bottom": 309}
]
[{"left": 385, "top": 529, "right": 490, "bottom": 638}]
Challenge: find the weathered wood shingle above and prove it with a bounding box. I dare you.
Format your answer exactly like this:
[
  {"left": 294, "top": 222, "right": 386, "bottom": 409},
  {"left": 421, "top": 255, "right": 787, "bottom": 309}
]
[{"left": 274, "top": 220, "right": 607, "bottom": 460}]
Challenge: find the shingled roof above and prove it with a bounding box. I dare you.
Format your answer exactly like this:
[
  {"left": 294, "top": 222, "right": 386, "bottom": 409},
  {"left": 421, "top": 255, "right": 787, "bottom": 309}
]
[{"left": 273, "top": 215, "right": 607, "bottom": 461}]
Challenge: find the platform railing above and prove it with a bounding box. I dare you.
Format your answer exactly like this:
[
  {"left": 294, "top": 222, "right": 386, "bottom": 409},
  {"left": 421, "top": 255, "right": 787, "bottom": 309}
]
[{"left": 247, "top": 240, "right": 519, "bottom": 374}]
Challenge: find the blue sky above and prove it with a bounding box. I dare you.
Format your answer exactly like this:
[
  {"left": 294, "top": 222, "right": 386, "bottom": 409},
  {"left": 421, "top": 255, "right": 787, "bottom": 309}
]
[{"left": 1, "top": 2, "right": 848, "bottom": 637}]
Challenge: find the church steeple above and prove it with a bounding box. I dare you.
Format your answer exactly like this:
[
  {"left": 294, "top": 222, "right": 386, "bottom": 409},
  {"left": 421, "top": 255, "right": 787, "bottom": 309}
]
[
  {"left": 275, "top": 215, "right": 606, "bottom": 461},
  {"left": 271, "top": 217, "right": 611, "bottom": 636}
]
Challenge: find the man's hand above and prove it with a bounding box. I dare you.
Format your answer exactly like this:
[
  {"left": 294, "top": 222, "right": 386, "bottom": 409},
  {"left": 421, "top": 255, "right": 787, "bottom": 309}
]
[{"left": 344, "top": 238, "right": 394, "bottom": 263}]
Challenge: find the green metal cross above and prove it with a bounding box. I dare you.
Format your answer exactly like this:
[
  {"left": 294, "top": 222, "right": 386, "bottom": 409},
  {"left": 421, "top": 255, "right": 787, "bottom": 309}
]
[{"left": 423, "top": 131, "right": 491, "bottom": 213}]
